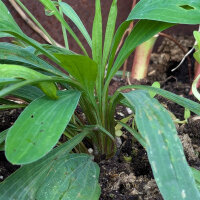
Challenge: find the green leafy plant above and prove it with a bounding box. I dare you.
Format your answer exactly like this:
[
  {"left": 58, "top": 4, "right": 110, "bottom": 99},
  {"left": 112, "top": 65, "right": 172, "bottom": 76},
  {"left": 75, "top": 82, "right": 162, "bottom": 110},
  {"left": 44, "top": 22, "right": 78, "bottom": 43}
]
[{"left": 0, "top": 0, "right": 200, "bottom": 199}]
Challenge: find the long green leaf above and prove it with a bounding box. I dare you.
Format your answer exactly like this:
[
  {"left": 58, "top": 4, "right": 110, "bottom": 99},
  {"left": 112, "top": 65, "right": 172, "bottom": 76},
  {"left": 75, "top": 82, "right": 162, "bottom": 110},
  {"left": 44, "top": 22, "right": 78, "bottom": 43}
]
[
  {"left": 0, "top": 131, "right": 100, "bottom": 200},
  {"left": 122, "top": 90, "right": 200, "bottom": 200},
  {"left": 11, "top": 85, "right": 44, "bottom": 102},
  {"left": 0, "top": 104, "right": 26, "bottom": 110},
  {"left": 39, "top": 44, "right": 75, "bottom": 55},
  {"left": 0, "top": 43, "right": 64, "bottom": 76},
  {"left": 0, "top": 76, "right": 79, "bottom": 98},
  {"left": 118, "top": 85, "right": 200, "bottom": 116},
  {"left": 0, "top": 0, "right": 60, "bottom": 64},
  {"left": 92, "top": 0, "right": 103, "bottom": 103},
  {"left": 0, "top": 64, "right": 58, "bottom": 99},
  {"left": 102, "top": 0, "right": 117, "bottom": 67},
  {"left": 5, "top": 90, "right": 81, "bottom": 164},
  {"left": 106, "top": 21, "right": 130, "bottom": 76},
  {"left": 54, "top": 54, "right": 97, "bottom": 104},
  {"left": 0, "top": 1, "right": 23, "bottom": 34},
  {"left": 0, "top": 78, "right": 21, "bottom": 87},
  {"left": 38, "top": 0, "right": 87, "bottom": 55},
  {"left": 59, "top": 2, "right": 92, "bottom": 48},
  {"left": 92, "top": 0, "right": 102, "bottom": 64},
  {"left": 128, "top": 0, "right": 200, "bottom": 24},
  {"left": 105, "top": 20, "right": 173, "bottom": 85}
]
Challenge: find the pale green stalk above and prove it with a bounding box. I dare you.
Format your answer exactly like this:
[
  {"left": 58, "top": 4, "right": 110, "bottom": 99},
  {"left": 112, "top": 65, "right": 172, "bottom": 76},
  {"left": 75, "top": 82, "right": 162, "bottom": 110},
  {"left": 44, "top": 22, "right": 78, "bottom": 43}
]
[{"left": 58, "top": 0, "right": 69, "bottom": 49}]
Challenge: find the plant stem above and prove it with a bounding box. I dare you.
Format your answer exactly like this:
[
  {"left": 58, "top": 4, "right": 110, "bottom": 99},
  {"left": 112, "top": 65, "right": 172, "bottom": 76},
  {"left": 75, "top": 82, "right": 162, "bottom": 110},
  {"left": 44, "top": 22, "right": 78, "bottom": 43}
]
[
  {"left": 58, "top": 0, "right": 69, "bottom": 49},
  {"left": 13, "top": 0, "right": 58, "bottom": 46}
]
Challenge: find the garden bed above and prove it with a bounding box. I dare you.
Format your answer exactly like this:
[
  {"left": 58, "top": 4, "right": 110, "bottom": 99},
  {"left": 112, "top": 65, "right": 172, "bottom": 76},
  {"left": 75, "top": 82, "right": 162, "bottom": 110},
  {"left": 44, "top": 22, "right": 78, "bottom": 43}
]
[{"left": 0, "top": 35, "right": 200, "bottom": 199}]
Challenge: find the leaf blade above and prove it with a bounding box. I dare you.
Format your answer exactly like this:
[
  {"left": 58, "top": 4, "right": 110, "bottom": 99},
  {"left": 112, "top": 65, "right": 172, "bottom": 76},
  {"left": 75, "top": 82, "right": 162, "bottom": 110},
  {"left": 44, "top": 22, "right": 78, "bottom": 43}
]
[
  {"left": 122, "top": 90, "right": 200, "bottom": 200},
  {"left": 5, "top": 90, "right": 81, "bottom": 164},
  {"left": 59, "top": 2, "right": 92, "bottom": 48},
  {"left": 127, "top": 0, "right": 200, "bottom": 24},
  {"left": 0, "top": 132, "right": 100, "bottom": 200}
]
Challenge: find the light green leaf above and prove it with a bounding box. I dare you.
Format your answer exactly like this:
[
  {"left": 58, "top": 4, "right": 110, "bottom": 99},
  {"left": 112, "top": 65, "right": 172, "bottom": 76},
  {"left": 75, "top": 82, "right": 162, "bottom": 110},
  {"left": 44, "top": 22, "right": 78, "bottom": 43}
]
[
  {"left": 102, "top": 0, "right": 117, "bottom": 67},
  {"left": 118, "top": 85, "right": 200, "bottom": 116},
  {"left": 59, "top": 2, "right": 92, "bottom": 48},
  {"left": 194, "top": 31, "right": 200, "bottom": 49},
  {"left": 194, "top": 49, "right": 200, "bottom": 63},
  {"left": 127, "top": 0, "right": 200, "bottom": 24},
  {"left": 0, "top": 64, "right": 58, "bottom": 99},
  {"left": 54, "top": 54, "right": 97, "bottom": 98},
  {"left": 0, "top": 132, "right": 100, "bottom": 200},
  {"left": 149, "top": 81, "right": 160, "bottom": 98},
  {"left": 92, "top": 0, "right": 102, "bottom": 64},
  {"left": 122, "top": 90, "right": 200, "bottom": 200},
  {"left": 194, "top": 31, "right": 200, "bottom": 63},
  {"left": 5, "top": 90, "right": 81, "bottom": 164}
]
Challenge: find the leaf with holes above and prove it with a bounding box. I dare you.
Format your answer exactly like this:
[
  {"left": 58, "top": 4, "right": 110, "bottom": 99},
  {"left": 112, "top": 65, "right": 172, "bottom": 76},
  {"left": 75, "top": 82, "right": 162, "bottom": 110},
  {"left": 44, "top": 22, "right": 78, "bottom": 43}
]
[
  {"left": 127, "top": 0, "right": 200, "bottom": 24},
  {"left": 5, "top": 90, "right": 81, "bottom": 164},
  {"left": 122, "top": 90, "right": 200, "bottom": 200}
]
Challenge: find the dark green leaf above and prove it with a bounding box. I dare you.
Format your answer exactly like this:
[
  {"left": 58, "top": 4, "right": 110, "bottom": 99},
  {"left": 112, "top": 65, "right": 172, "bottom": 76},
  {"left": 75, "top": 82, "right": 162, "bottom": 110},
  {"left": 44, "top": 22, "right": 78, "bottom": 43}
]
[
  {"left": 5, "top": 90, "right": 81, "bottom": 164},
  {"left": 0, "top": 132, "right": 100, "bottom": 200},
  {"left": 11, "top": 85, "right": 44, "bottom": 102}
]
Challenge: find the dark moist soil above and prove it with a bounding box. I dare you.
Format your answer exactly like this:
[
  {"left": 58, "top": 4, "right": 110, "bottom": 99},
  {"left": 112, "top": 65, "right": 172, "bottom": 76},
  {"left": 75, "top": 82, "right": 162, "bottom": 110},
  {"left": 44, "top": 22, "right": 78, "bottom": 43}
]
[
  {"left": 1, "top": 35, "right": 200, "bottom": 200},
  {"left": 100, "top": 35, "right": 200, "bottom": 200}
]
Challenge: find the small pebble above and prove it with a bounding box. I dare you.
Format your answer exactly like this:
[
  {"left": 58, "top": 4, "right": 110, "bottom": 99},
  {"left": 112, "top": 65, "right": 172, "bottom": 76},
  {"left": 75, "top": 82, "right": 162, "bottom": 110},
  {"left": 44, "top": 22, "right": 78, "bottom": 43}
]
[
  {"left": 117, "top": 112, "right": 124, "bottom": 117},
  {"left": 88, "top": 148, "right": 93, "bottom": 154},
  {"left": 126, "top": 107, "right": 133, "bottom": 114},
  {"left": 0, "top": 176, "right": 3, "bottom": 180}
]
